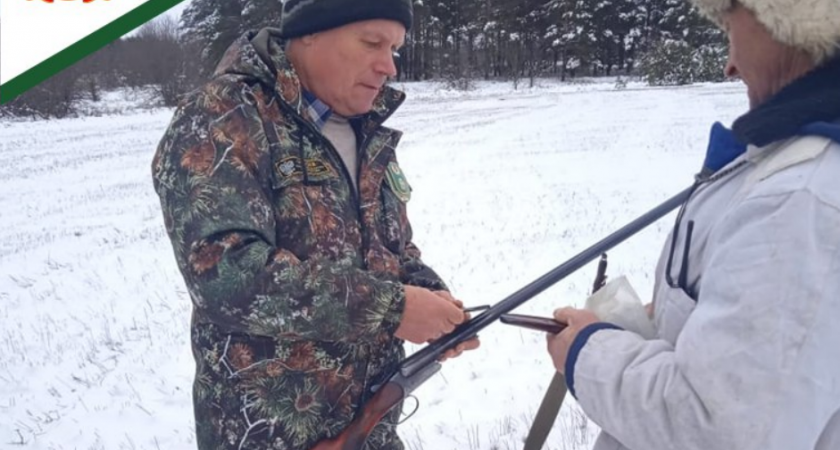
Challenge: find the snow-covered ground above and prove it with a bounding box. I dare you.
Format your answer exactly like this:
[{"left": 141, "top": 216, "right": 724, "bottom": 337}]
[{"left": 0, "top": 79, "right": 747, "bottom": 450}]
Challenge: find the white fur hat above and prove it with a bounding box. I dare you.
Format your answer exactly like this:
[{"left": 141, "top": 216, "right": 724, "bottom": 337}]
[{"left": 691, "top": 0, "right": 840, "bottom": 64}]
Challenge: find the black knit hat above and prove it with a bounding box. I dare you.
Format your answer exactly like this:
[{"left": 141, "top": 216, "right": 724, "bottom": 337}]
[{"left": 279, "top": 0, "right": 414, "bottom": 39}]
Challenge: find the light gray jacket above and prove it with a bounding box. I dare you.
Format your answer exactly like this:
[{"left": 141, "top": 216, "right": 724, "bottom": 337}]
[{"left": 573, "top": 130, "right": 840, "bottom": 450}]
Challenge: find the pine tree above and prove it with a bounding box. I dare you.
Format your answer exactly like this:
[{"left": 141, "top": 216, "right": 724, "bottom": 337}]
[
  {"left": 181, "top": 0, "right": 283, "bottom": 74},
  {"left": 638, "top": 0, "right": 726, "bottom": 85}
]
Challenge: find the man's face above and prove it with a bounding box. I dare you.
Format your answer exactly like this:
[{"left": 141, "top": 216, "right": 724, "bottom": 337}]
[
  {"left": 722, "top": 5, "right": 809, "bottom": 109},
  {"left": 297, "top": 19, "right": 405, "bottom": 117}
]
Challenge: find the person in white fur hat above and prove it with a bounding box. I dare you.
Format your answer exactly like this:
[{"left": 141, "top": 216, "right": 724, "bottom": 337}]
[{"left": 544, "top": 1, "right": 840, "bottom": 449}]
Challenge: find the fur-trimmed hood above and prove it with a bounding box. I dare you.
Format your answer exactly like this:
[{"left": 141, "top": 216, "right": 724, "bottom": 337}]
[{"left": 690, "top": 0, "right": 840, "bottom": 64}]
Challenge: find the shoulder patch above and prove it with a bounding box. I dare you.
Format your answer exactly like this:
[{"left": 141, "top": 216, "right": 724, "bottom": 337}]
[
  {"left": 305, "top": 157, "right": 338, "bottom": 181},
  {"left": 272, "top": 156, "right": 303, "bottom": 189},
  {"left": 385, "top": 161, "right": 412, "bottom": 203}
]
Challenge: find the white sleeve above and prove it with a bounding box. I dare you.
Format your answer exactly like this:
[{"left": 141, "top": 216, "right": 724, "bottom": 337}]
[{"left": 568, "top": 189, "right": 840, "bottom": 450}]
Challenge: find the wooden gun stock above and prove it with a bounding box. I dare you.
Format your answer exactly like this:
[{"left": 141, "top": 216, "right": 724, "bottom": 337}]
[
  {"left": 310, "top": 361, "right": 441, "bottom": 450},
  {"left": 311, "top": 383, "right": 404, "bottom": 450},
  {"left": 499, "top": 313, "right": 566, "bottom": 334},
  {"left": 499, "top": 254, "right": 608, "bottom": 335}
]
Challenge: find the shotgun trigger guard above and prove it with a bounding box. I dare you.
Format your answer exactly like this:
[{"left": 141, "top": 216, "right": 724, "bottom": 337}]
[{"left": 397, "top": 395, "right": 420, "bottom": 424}]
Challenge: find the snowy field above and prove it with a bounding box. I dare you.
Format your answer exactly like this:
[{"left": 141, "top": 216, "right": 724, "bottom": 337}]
[{"left": 0, "top": 79, "right": 747, "bottom": 450}]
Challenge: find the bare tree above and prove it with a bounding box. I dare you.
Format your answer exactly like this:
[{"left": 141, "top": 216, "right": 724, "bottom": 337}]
[
  {"left": 2, "top": 65, "right": 81, "bottom": 119},
  {"left": 122, "top": 16, "right": 201, "bottom": 106}
]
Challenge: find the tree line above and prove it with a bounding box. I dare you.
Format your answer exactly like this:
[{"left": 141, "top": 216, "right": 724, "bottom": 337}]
[{"left": 1, "top": 0, "right": 726, "bottom": 119}]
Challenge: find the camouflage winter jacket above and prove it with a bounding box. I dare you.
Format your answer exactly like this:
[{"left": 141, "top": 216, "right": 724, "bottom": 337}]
[{"left": 152, "top": 28, "right": 448, "bottom": 450}]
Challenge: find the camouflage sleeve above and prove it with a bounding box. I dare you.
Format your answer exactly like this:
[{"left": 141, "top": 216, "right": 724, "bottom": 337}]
[
  {"left": 399, "top": 224, "right": 449, "bottom": 292},
  {"left": 152, "top": 89, "right": 405, "bottom": 343}
]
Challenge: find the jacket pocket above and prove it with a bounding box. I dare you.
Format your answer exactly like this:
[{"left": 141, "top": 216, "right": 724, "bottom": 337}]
[
  {"left": 224, "top": 335, "right": 368, "bottom": 448},
  {"left": 270, "top": 154, "right": 359, "bottom": 259},
  {"left": 654, "top": 285, "right": 697, "bottom": 344}
]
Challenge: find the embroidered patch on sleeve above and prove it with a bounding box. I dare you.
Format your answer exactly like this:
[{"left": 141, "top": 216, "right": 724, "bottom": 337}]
[
  {"left": 272, "top": 156, "right": 304, "bottom": 189},
  {"left": 385, "top": 161, "right": 412, "bottom": 203},
  {"left": 305, "top": 157, "right": 338, "bottom": 182}
]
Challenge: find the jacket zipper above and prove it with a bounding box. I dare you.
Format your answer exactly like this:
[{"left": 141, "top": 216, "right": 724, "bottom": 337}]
[
  {"left": 290, "top": 114, "right": 371, "bottom": 268},
  {"left": 277, "top": 94, "right": 404, "bottom": 270}
]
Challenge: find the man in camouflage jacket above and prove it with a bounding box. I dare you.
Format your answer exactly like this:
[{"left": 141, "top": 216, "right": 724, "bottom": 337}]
[{"left": 152, "top": 1, "right": 478, "bottom": 449}]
